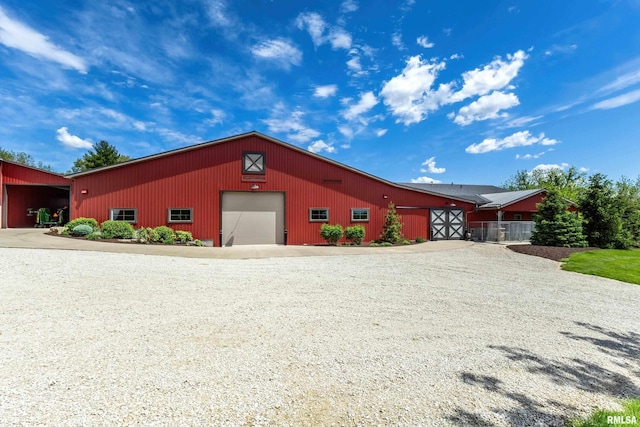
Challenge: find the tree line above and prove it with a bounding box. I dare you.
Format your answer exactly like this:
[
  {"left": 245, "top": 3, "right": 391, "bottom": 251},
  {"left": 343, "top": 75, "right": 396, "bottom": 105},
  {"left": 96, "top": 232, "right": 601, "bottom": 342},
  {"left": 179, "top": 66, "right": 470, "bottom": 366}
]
[
  {"left": 0, "top": 141, "right": 130, "bottom": 174},
  {"left": 504, "top": 167, "right": 640, "bottom": 249}
]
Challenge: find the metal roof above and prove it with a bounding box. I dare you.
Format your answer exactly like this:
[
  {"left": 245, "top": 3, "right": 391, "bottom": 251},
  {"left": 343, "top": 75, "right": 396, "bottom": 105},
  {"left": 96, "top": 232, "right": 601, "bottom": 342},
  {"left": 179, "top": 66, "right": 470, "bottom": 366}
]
[
  {"left": 398, "top": 183, "right": 508, "bottom": 204},
  {"left": 476, "top": 189, "right": 546, "bottom": 209}
]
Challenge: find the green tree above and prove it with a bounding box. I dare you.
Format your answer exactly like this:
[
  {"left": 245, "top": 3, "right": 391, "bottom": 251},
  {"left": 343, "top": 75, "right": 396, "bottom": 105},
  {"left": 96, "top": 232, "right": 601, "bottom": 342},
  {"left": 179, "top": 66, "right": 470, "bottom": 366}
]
[
  {"left": 615, "top": 176, "right": 640, "bottom": 247},
  {"left": 0, "top": 147, "right": 55, "bottom": 172},
  {"left": 530, "top": 190, "right": 587, "bottom": 247},
  {"left": 70, "top": 141, "right": 131, "bottom": 173},
  {"left": 504, "top": 166, "right": 587, "bottom": 202},
  {"left": 380, "top": 202, "right": 403, "bottom": 243},
  {"left": 580, "top": 173, "right": 626, "bottom": 248}
]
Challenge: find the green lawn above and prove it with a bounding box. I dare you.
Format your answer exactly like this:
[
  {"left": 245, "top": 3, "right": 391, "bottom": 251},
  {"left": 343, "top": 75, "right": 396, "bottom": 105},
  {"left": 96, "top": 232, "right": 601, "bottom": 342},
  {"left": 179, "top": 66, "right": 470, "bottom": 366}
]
[
  {"left": 568, "top": 399, "right": 640, "bottom": 427},
  {"left": 562, "top": 249, "right": 640, "bottom": 285}
]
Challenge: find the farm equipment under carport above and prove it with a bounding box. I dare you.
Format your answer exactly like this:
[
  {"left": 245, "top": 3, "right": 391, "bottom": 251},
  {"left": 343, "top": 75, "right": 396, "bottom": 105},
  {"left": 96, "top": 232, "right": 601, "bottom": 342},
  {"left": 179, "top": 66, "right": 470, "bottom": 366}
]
[{"left": 32, "top": 206, "right": 68, "bottom": 228}]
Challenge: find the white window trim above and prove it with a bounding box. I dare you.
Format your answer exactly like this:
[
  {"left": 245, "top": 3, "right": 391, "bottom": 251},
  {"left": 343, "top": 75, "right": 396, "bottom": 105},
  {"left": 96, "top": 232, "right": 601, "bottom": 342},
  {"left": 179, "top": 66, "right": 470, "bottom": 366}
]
[
  {"left": 167, "top": 208, "right": 193, "bottom": 223},
  {"left": 513, "top": 213, "right": 523, "bottom": 221},
  {"left": 351, "top": 208, "right": 370, "bottom": 222},
  {"left": 309, "top": 208, "right": 329, "bottom": 222},
  {"left": 109, "top": 208, "right": 137, "bottom": 223}
]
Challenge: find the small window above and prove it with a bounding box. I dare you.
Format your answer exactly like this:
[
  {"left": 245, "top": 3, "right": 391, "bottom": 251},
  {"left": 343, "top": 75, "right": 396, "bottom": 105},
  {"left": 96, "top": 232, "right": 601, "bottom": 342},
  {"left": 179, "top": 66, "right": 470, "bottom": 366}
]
[
  {"left": 168, "top": 208, "right": 193, "bottom": 223},
  {"left": 309, "top": 208, "right": 329, "bottom": 222},
  {"left": 351, "top": 208, "right": 370, "bottom": 222},
  {"left": 243, "top": 152, "right": 265, "bottom": 174},
  {"left": 513, "top": 213, "right": 523, "bottom": 221},
  {"left": 110, "top": 208, "right": 137, "bottom": 223}
]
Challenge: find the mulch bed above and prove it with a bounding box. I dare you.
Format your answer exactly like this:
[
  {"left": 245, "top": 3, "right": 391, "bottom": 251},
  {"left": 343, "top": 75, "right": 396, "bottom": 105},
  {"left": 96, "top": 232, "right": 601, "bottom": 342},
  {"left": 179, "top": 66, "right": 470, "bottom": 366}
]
[{"left": 507, "top": 244, "right": 598, "bottom": 262}]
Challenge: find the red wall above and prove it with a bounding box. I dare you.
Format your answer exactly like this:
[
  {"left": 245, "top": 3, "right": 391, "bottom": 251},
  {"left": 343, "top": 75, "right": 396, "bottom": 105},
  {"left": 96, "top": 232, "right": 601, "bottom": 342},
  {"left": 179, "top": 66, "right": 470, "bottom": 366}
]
[
  {"left": 72, "top": 135, "right": 474, "bottom": 244},
  {"left": 1, "top": 161, "right": 70, "bottom": 205},
  {"left": 468, "top": 192, "right": 545, "bottom": 222}
]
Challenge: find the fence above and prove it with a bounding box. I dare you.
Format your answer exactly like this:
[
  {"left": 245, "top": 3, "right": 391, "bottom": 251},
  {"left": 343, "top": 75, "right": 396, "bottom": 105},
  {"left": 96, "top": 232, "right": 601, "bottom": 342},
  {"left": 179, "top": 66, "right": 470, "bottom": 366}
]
[{"left": 467, "top": 221, "right": 535, "bottom": 242}]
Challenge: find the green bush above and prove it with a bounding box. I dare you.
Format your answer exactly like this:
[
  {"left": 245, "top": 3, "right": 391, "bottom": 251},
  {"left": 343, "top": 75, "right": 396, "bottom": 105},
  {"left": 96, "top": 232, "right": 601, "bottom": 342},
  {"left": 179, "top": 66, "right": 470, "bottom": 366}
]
[
  {"left": 194, "top": 239, "right": 203, "bottom": 247},
  {"left": 380, "top": 202, "right": 404, "bottom": 244},
  {"left": 345, "top": 225, "right": 365, "bottom": 245},
  {"left": 415, "top": 236, "right": 426, "bottom": 243},
  {"left": 100, "top": 220, "right": 135, "bottom": 239},
  {"left": 153, "top": 226, "right": 176, "bottom": 244},
  {"left": 320, "top": 224, "right": 343, "bottom": 245},
  {"left": 66, "top": 217, "right": 99, "bottom": 232},
  {"left": 531, "top": 191, "right": 587, "bottom": 247},
  {"left": 135, "top": 227, "right": 157, "bottom": 244},
  {"left": 369, "top": 242, "right": 379, "bottom": 247},
  {"left": 380, "top": 241, "right": 393, "bottom": 246},
  {"left": 86, "top": 233, "right": 101, "bottom": 241},
  {"left": 401, "top": 239, "right": 411, "bottom": 245},
  {"left": 71, "top": 224, "right": 93, "bottom": 236},
  {"left": 175, "top": 230, "right": 193, "bottom": 243}
]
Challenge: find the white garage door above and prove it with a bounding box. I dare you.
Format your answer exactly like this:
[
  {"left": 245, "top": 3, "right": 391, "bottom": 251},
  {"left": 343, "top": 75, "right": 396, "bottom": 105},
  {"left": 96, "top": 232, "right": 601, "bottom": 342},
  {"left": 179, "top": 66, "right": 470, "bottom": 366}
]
[{"left": 221, "top": 192, "right": 285, "bottom": 246}]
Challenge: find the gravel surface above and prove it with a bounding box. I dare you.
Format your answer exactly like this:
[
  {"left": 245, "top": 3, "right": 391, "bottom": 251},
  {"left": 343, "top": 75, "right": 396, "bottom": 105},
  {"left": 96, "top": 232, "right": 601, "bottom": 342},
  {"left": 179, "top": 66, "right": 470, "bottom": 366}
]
[{"left": 1, "top": 244, "right": 639, "bottom": 426}]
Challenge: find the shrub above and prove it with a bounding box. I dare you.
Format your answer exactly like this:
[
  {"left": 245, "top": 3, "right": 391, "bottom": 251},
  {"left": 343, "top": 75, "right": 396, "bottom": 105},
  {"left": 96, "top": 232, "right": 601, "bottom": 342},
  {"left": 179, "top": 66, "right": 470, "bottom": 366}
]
[
  {"left": 153, "top": 226, "right": 176, "bottom": 244},
  {"left": 369, "top": 242, "right": 379, "bottom": 247},
  {"left": 531, "top": 190, "right": 587, "bottom": 247},
  {"left": 380, "top": 202, "right": 404, "bottom": 244},
  {"left": 401, "top": 239, "right": 411, "bottom": 245},
  {"left": 345, "top": 225, "right": 365, "bottom": 245},
  {"left": 380, "top": 241, "right": 393, "bottom": 246},
  {"left": 100, "top": 220, "right": 135, "bottom": 239},
  {"left": 320, "top": 224, "right": 343, "bottom": 245},
  {"left": 415, "top": 236, "right": 426, "bottom": 243},
  {"left": 86, "top": 233, "right": 101, "bottom": 241},
  {"left": 175, "top": 230, "right": 193, "bottom": 243},
  {"left": 136, "top": 227, "right": 157, "bottom": 244},
  {"left": 71, "top": 224, "right": 93, "bottom": 236},
  {"left": 194, "top": 239, "right": 203, "bottom": 247},
  {"left": 66, "top": 217, "right": 99, "bottom": 232}
]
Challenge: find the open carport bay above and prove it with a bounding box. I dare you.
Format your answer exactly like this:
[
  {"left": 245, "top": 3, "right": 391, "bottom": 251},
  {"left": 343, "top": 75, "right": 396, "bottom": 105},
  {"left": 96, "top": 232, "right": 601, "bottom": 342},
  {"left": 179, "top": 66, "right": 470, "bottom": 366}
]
[{"left": 1, "top": 244, "right": 638, "bottom": 426}]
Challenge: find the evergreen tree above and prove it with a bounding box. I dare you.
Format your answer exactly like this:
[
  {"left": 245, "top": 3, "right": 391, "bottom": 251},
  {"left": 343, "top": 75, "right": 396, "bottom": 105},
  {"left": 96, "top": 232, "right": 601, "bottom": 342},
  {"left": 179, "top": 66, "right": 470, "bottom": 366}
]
[
  {"left": 580, "top": 173, "right": 625, "bottom": 248},
  {"left": 530, "top": 190, "right": 587, "bottom": 247},
  {"left": 70, "top": 141, "right": 131, "bottom": 173},
  {"left": 380, "top": 202, "right": 404, "bottom": 243}
]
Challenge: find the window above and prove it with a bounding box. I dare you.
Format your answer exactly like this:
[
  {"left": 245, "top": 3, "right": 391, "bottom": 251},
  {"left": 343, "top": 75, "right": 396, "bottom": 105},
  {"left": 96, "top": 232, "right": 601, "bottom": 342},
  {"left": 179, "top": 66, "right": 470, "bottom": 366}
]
[
  {"left": 513, "top": 213, "right": 523, "bottom": 221},
  {"left": 309, "top": 208, "right": 329, "bottom": 222},
  {"left": 168, "top": 208, "right": 193, "bottom": 223},
  {"left": 243, "top": 152, "right": 265, "bottom": 174},
  {"left": 110, "top": 208, "right": 137, "bottom": 223},
  {"left": 351, "top": 208, "right": 370, "bottom": 222}
]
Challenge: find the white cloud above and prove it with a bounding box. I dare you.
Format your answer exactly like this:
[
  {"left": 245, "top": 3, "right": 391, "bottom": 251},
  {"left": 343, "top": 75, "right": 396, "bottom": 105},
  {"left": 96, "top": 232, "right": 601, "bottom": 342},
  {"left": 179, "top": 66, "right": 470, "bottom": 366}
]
[
  {"left": 206, "top": 0, "right": 233, "bottom": 27},
  {"left": 338, "top": 125, "right": 354, "bottom": 139},
  {"left": 416, "top": 36, "right": 434, "bottom": 48},
  {"left": 420, "top": 157, "right": 446, "bottom": 174},
  {"left": 206, "top": 109, "right": 226, "bottom": 126},
  {"left": 313, "top": 84, "right": 338, "bottom": 98},
  {"left": 515, "top": 151, "right": 545, "bottom": 160},
  {"left": 465, "top": 130, "right": 558, "bottom": 154},
  {"left": 380, "top": 55, "right": 449, "bottom": 125},
  {"left": 392, "top": 33, "right": 405, "bottom": 50},
  {"left": 447, "top": 50, "right": 527, "bottom": 103},
  {"left": 262, "top": 107, "right": 321, "bottom": 143},
  {"left": 591, "top": 89, "right": 640, "bottom": 110},
  {"left": 544, "top": 44, "right": 577, "bottom": 56},
  {"left": 346, "top": 56, "right": 362, "bottom": 72},
  {"left": 133, "top": 121, "right": 146, "bottom": 131},
  {"left": 376, "top": 128, "right": 388, "bottom": 137},
  {"left": 308, "top": 140, "right": 335, "bottom": 154},
  {"left": 503, "top": 115, "right": 543, "bottom": 128},
  {"left": 56, "top": 127, "right": 93, "bottom": 149},
  {"left": 251, "top": 38, "right": 302, "bottom": 68},
  {"left": 599, "top": 69, "right": 640, "bottom": 93},
  {"left": 452, "top": 91, "right": 520, "bottom": 126},
  {"left": 532, "top": 163, "right": 569, "bottom": 172},
  {"left": 341, "top": 0, "right": 359, "bottom": 13},
  {"left": 0, "top": 7, "right": 87, "bottom": 73},
  {"left": 342, "top": 91, "right": 378, "bottom": 121},
  {"left": 411, "top": 176, "right": 442, "bottom": 184},
  {"left": 296, "top": 12, "right": 351, "bottom": 50}
]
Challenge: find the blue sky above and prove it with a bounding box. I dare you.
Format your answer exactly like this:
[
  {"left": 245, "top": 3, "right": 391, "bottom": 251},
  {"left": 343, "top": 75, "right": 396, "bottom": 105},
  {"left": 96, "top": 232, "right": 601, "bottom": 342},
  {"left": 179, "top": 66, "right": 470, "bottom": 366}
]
[{"left": 1, "top": 1, "right": 639, "bottom": 184}]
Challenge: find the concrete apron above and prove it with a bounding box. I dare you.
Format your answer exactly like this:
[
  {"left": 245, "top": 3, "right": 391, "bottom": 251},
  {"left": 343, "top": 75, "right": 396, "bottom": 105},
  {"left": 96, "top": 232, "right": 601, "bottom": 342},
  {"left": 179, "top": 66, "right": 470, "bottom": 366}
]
[{"left": 0, "top": 228, "right": 474, "bottom": 260}]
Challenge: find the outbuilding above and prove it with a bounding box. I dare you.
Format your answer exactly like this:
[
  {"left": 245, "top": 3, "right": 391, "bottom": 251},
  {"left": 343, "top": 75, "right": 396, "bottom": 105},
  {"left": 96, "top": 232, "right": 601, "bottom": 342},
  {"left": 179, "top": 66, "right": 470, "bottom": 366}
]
[{"left": 0, "top": 160, "right": 71, "bottom": 228}]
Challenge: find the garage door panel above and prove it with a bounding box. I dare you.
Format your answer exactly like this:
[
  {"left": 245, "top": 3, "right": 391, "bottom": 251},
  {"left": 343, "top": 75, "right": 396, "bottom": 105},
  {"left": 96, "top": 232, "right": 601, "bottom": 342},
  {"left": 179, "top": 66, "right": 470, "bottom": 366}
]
[{"left": 221, "top": 192, "right": 285, "bottom": 246}]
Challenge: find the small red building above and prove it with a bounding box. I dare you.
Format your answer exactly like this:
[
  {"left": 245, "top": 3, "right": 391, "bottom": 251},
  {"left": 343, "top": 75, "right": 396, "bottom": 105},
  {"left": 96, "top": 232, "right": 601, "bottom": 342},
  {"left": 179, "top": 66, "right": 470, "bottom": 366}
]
[{"left": 0, "top": 159, "right": 71, "bottom": 228}]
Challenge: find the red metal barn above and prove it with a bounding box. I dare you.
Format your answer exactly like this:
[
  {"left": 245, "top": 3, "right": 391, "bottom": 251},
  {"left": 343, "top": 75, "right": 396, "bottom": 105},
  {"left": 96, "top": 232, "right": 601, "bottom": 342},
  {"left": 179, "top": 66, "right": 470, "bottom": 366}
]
[
  {"left": 0, "top": 160, "right": 71, "bottom": 228},
  {"left": 68, "top": 132, "right": 475, "bottom": 245},
  {"left": 468, "top": 189, "right": 549, "bottom": 222}
]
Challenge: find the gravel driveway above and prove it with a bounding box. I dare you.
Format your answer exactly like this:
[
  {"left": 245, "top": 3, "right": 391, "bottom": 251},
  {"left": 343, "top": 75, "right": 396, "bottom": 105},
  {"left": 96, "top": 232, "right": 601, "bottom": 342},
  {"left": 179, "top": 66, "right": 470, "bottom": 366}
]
[{"left": 1, "top": 244, "right": 639, "bottom": 426}]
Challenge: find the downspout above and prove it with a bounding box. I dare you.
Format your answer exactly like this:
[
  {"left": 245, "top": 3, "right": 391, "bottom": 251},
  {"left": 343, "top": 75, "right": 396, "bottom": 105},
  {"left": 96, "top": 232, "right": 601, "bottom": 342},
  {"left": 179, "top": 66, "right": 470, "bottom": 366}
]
[{"left": 497, "top": 209, "right": 504, "bottom": 241}]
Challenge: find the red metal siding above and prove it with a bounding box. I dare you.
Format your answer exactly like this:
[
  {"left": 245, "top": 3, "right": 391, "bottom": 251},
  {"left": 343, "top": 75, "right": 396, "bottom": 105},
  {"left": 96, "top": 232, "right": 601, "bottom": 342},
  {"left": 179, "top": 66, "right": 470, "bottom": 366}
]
[
  {"left": 1, "top": 162, "right": 71, "bottom": 185},
  {"left": 503, "top": 194, "right": 545, "bottom": 212},
  {"left": 72, "top": 135, "right": 474, "bottom": 244}
]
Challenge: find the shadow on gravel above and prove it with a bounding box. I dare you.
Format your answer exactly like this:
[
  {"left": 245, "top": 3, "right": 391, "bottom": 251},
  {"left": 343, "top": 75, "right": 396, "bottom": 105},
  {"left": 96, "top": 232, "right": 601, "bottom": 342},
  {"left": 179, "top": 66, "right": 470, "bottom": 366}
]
[{"left": 449, "top": 322, "right": 640, "bottom": 427}]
